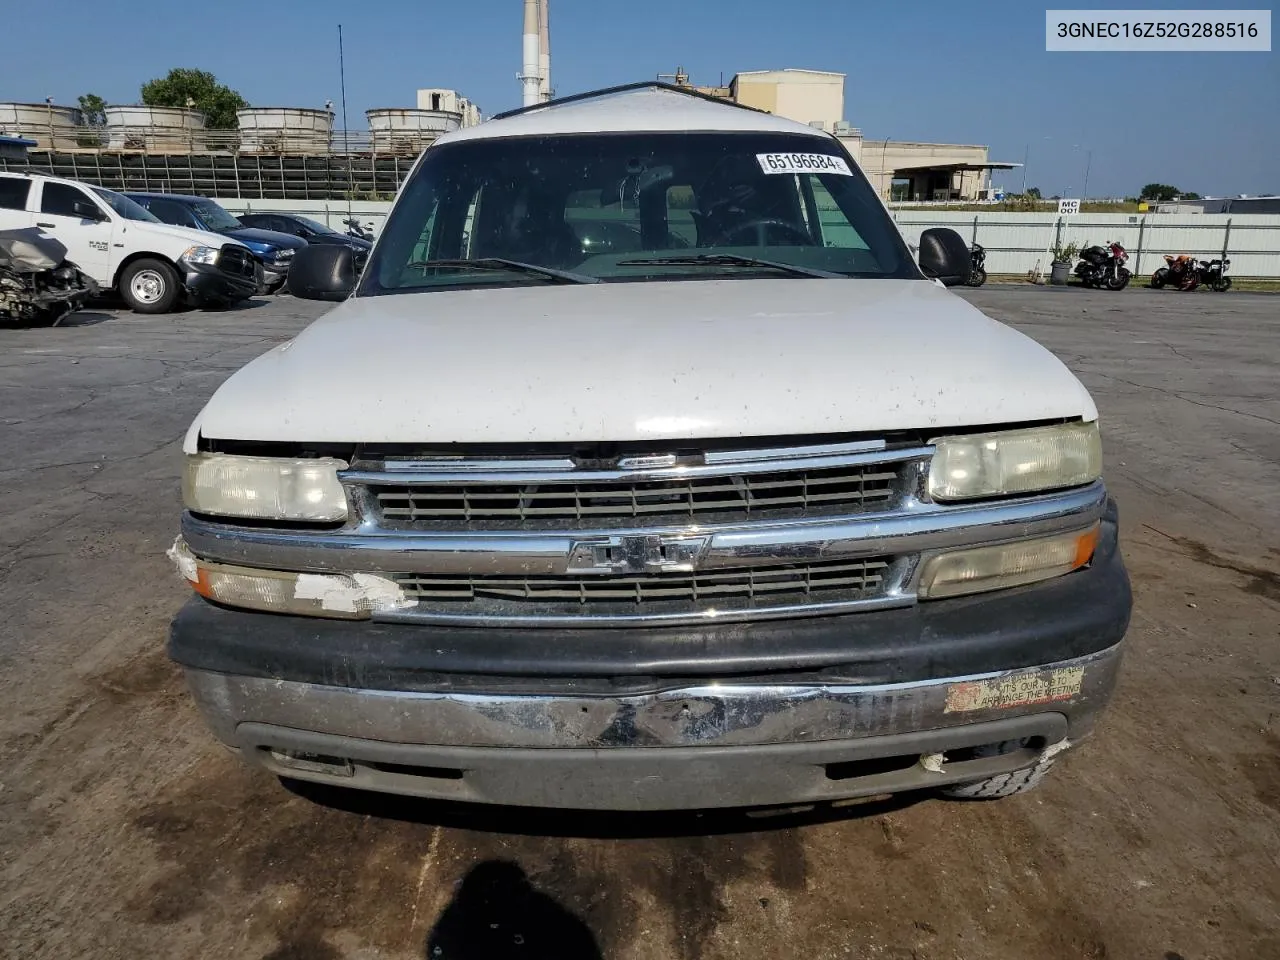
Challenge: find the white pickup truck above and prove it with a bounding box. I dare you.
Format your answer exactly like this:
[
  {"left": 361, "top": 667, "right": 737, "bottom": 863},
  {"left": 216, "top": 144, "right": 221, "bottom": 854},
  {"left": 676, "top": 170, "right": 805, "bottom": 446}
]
[
  {"left": 168, "top": 83, "right": 1131, "bottom": 811},
  {"left": 0, "top": 172, "right": 258, "bottom": 312}
]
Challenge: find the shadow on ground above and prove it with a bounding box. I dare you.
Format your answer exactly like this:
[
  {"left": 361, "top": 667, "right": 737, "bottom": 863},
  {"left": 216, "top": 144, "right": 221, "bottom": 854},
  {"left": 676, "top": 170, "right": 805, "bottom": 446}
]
[
  {"left": 425, "top": 860, "right": 602, "bottom": 960},
  {"left": 55, "top": 310, "right": 115, "bottom": 327}
]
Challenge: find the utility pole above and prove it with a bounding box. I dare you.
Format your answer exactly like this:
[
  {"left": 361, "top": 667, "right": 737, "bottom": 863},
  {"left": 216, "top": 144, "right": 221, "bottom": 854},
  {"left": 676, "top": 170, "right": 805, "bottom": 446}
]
[
  {"left": 881, "top": 137, "right": 892, "bottom": 200},
  {"left": 1081, "top": 148, "right": 1093, "bottom": 199}
]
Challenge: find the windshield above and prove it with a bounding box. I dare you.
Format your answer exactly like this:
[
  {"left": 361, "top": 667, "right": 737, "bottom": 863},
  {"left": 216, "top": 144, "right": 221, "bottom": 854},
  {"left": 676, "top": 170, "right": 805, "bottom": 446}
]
[
  {"left": 93, "top": 188, "right": 160, "bottom": 223},
  {"left": 193, "top": 202, "right": 244, "bottom": 231},
  {"left": 361, "top": 132, "right": 920, "bottom": 295},
  {"left": 294, "top": 215, "right": 336, "bottom": 234}
]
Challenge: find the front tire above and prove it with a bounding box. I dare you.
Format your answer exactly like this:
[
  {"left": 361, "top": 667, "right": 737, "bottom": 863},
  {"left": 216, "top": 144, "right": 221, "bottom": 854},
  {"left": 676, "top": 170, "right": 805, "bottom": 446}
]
[
  {"left": 1151, "top": 268, "right": 1168, "bottom": 289},
  {"left": 1214, "top": 277, "right": 1232, "bottom": 292},
  {"left": 965, "top": 267, "right": 987, "bottom": 287},
  {"left": 941, "top": 762, "right": 1055, "bottom": 799},
  {"left": 120, "top": 258, "right": 181, "bottom": 314},
  {"left": 1107, "top": 269, "right": 1131, "bottom": 291},
  {"left": 940, "top": 740, "right": 1057, "bottom": 799}
]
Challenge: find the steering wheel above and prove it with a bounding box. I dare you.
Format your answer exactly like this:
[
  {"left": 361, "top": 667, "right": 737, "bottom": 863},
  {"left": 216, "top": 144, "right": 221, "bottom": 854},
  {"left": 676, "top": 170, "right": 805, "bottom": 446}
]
[{"left": 715, "top": 218, "right": 812, "bottom": 247}]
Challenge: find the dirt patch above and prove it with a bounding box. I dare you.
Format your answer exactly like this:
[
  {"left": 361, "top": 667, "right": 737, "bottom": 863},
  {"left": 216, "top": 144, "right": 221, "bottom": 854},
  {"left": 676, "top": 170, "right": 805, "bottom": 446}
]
[
  {"left": 123, "top": 766, "right": 816, "bottom": 960},
  {"left": 128, "top": 766, "right": 436, "bottom": 956},
  {"left": 91, "top": 648, "right": 182, "bottom": 703},
  {"left": 1148, "top": 528, "right": 1280, "bottom": 602},
  {"left": 1238, "top": 733, "right": 1280, "bottom": 814}
]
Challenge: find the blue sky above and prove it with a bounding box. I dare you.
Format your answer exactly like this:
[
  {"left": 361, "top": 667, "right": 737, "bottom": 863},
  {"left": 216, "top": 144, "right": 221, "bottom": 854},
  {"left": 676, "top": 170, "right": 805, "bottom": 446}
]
[{"left": 6, "top": 0, "right": 1275, "bottom": 197}]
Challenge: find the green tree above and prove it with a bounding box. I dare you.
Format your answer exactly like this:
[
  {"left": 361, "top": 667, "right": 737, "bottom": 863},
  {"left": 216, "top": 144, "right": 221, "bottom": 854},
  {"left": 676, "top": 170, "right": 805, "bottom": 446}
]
[
  {"left": 1026, "top": 186, "right": 1042, "bottom": 199},
  {"left": 77, "top": 93, "right": 107, "bottom": 126},
  {"left": 1181, "top": 191, "right": 1202, "bottom": 200},
  {"left": 1140, "top": 183, "right": 1183, "bottom": 201},
  {"left": 140, "top": 68, "right": 247, "bottom": 129},
  {"left": 75, "top": 93, "right": 108, "bottom": 147}
]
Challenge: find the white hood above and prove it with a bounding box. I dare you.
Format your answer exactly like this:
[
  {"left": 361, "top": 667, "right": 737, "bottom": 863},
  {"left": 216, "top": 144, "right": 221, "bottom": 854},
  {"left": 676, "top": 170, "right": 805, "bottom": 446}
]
[
  {"left": 187, "top": 279, "right": 1096, "bottom": 449},
  {"left": 125, "top": 220, "right": 247, "bottom": 251}
]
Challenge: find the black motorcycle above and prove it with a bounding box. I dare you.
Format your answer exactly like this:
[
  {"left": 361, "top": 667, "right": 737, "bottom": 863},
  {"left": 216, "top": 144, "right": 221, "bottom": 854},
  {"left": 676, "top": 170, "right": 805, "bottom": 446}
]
[
  {"left": 964, "top": 243, "right": 987, "bottom": 287},
  {"left": 1074, "top": 241, "right": 1131, "bottom": 290},
  {"left": 343, "top": 218, "right": 373, "bottom": 242},
  {"left": 1196, "top": 257, "right": 1232, "bottom": 292}
]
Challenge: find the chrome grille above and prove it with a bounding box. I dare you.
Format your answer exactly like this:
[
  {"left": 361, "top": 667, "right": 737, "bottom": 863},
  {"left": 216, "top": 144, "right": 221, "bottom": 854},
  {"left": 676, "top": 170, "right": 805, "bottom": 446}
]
[
  {"left": 394, "top": 557, "right": 891, "bottom": 605},
  {"left": 372, "top": 464, "right": 900, "bottom": 527}
]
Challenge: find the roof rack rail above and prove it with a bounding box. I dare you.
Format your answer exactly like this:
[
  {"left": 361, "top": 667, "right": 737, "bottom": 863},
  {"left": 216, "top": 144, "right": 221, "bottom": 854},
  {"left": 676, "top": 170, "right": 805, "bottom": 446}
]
[{"left": 490, "top": 81, "right": 769, "bottom": 122}]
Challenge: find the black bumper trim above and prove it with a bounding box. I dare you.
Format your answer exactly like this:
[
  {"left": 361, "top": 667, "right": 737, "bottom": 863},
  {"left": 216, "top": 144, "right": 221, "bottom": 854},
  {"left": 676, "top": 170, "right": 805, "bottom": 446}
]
[
  {"left": 184, "top": 263, "right": 258, "bottom": 304},
  {"left": 169, "top": 502, "right": 1130, "bottom": 692}
]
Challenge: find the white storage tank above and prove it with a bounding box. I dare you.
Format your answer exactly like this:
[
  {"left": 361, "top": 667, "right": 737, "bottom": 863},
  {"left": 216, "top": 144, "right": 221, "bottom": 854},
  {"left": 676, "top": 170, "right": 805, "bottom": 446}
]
[
  {"left": 236, "top": 107, "right": 333, "bottom": 154},
  {"left": 0, "top": 102, "right": 83, "bottom": 149},
  {"left": 366, "top": 108, "right": 462, "bottom": 154},
  {"left": 104, "top": 105, "right": 208, "bottom": 153}
]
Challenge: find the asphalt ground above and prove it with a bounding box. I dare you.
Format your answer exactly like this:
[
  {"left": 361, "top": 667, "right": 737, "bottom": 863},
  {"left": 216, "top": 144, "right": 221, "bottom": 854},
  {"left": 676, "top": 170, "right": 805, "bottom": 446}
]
[{"left": 1, "top": 284, "right": 1277, "bottom": 959}]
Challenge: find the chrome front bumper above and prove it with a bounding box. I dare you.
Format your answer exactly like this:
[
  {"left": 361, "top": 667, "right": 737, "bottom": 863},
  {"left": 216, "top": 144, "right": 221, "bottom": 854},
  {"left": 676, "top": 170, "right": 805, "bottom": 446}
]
[{"left": 183, "top": 642, "right": 1122, "bottom": 809}]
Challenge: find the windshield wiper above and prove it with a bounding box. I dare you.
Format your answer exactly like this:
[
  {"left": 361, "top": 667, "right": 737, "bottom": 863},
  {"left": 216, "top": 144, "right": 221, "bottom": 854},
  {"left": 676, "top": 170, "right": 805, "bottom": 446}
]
[
  {"left": 616, "top": 254, "right": 845, "bottom": 279},
  {"left": 404, "top": 258, "right": 600, "bottom": 284}
]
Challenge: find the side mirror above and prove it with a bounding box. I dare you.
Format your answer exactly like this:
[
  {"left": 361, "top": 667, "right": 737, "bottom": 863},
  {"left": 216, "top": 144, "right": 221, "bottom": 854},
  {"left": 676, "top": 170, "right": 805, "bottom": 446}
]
[
  {"left": 918, "top": 228, "right": 972, "bottom": 286},
  {"left": 74, "top": 201, "right": 105, "bottom": 221},
  {"left": 287, "top": 244, "right": 358, "bottom": 301}
]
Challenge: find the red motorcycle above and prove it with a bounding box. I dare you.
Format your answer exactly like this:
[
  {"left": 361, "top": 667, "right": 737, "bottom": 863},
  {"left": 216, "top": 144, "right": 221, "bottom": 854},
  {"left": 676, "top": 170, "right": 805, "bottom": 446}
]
[
  {"left": 1074, "top": 241, "right": 1131, "bottom": 290},
  {"left": 1151, "top": 254, "right": 1199, "bottom": 291}
]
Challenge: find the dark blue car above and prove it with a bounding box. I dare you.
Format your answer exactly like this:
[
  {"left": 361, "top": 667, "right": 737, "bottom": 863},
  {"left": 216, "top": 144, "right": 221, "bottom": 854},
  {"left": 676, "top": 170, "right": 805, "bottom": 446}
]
[{"left": 125, "top": 193, "right": 306, "bottom": 293}]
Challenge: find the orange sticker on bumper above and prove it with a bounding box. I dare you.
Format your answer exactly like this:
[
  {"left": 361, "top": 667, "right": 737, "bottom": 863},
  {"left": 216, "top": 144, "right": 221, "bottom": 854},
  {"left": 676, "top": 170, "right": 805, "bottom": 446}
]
[{"left": 945, "top": 667, "right": 1086, "bottom": 713}]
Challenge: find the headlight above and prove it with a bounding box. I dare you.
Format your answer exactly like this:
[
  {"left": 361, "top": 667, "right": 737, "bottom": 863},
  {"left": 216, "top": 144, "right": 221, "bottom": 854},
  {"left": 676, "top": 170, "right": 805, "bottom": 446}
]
[
  {"left": 273, "top": 248, "right": 295, "bottom": 261},
  {"left": 927, "top": 422, "right": 1101, "bottom": 501},
  {"left": 181, "top": 245, "right": 221, "bottom": 266},
  {"left": 168, "top": 541, "right": 410, "bottom": 619},
  {"left": 183, "top": 453, "right": 348, "bottom": 522},
  {"left": 918, "top": 525, "right": 1099, "bottom": 599}
]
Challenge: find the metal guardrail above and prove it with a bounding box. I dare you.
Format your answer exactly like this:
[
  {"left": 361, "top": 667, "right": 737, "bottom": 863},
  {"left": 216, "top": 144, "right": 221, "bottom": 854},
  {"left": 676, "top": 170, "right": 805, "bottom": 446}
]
[{"left": 892, "top": 211, "right": 1280, "bottom": 279}]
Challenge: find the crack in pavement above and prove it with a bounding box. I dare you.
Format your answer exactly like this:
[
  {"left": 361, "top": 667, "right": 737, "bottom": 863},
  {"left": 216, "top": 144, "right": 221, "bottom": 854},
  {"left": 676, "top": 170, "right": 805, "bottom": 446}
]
[{"left": 1091, "top": 371, "right": 1280, "bottom": 426}]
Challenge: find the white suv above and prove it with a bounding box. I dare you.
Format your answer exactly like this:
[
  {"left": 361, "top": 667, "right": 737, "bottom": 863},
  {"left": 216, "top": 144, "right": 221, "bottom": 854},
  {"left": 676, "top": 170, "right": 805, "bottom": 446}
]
[
  {"left": 168, "top": 83, "right": 1131, "bottom": 811},
  {"left": 0, "top": 172, "right": 258, "bottom": 313}
]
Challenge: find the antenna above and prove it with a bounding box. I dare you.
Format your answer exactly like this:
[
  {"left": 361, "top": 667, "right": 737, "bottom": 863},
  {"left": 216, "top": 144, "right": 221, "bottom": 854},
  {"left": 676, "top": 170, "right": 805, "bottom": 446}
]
[{"left": 338, "top": 24, "right": 353, "bottom": 228}]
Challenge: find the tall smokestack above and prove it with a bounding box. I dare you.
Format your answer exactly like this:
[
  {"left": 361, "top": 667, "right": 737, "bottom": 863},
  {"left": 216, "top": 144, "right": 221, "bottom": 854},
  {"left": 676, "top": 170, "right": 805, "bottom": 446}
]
[
  {"left": 521, "top": 0, "right": 541, "bottom": 107},
  {"left": 539, "top": 0, "right": 551, "bottom": 101}
]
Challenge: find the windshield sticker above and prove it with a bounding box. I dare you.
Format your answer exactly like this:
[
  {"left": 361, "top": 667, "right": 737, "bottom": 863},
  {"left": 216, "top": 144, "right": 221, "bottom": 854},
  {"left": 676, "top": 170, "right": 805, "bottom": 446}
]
[{"left": 756, "top": 153, "right": 853, "bottom": 176}]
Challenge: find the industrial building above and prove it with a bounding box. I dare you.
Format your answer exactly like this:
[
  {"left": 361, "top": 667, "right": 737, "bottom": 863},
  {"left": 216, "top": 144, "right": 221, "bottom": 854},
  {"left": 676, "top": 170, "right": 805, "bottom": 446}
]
[
  {"left": 0, "top": 86, "right": 482, "bottom": 200},
  {"left": 1153, "top": 196, "right": 1280, "bottom": 214},
  {"left": 677, "top": 67, "right": 1017, "bottom": 201}
]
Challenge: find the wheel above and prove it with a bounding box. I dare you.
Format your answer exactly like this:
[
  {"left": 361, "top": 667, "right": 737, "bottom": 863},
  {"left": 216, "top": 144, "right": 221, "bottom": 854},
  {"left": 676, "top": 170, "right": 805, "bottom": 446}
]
[
  {"left": 941, "top": 762, "right": 1055, "bottom": 799},
  {"left": 1107, "top": 269, "right": 1131, "bottom": 291},
  {"left": 939, "top": 739, "right": 1057, "bottom": 799},
  {"left": 965, "top": 267, "right": 987, "bottom": 287},
  {"left": 1215, "top": 277, "right": 1232, "bottom": 292},
  {"left": 1151, "top": 268, "right": 1167, "bottom": 289},
  {"left": 120, "top": 258, "right": 181, "bottom": 314}
]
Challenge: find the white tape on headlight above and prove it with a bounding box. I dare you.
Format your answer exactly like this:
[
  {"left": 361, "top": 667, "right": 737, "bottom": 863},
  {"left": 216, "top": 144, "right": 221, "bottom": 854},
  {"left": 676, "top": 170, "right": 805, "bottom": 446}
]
[
  {"left": 186, "top": 557, "right": 412, "bottom": 619},
  {"left": 183, "top": 453, "right": 348, "bottom": 522},
  {"left": 928, "top": 422, "right": 1101, "bottom": 501}
]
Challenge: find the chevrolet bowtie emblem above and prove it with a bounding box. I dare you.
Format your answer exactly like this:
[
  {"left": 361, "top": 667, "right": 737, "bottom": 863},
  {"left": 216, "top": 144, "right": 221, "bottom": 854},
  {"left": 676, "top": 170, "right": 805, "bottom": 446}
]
[{"left": 567, "top": 534, "right": 710, "bottom": 575}]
